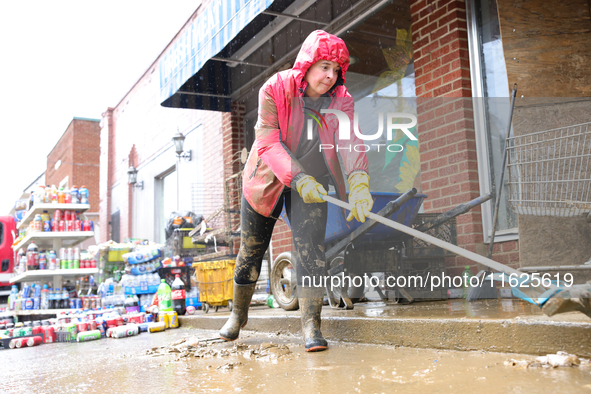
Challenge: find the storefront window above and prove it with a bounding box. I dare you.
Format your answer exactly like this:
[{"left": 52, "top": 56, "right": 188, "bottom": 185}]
[
  {"left": 468, "top": 0, "right": 517, "bottom": 240},
  {"left": 340, "top": 1, "right": 417, "bottom": 193}
]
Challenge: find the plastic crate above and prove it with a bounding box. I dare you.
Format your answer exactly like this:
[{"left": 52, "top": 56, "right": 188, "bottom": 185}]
[
  {"left": 158, "top": 266, "right": 193, "bottom": 291},
  {"left": 193, "top": 260, "right": 235, "bottom": 307}
]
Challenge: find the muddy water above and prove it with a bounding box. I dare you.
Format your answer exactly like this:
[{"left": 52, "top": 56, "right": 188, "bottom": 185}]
[{"left": 1, "top": 328, "right": 590, "bottom": 393}]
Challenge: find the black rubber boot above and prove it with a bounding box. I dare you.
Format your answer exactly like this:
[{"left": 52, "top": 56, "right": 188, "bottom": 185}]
[
  {"left": 219, "top": 282, "right": 257, "bottom": 341},
  {"left": 299, "top": 297, "right": 328, "bottom": 352}
]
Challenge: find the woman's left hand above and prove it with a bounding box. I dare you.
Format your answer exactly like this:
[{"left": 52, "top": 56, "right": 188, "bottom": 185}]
[{"left": 346, "top": 172, "right": 373, "bottom": 223}]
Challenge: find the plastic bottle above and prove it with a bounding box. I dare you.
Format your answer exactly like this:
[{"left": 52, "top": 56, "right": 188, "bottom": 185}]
[
  {"left": 79, "top": 185, "right": 89, "bottom": 204},
  {"left": 62, "top": 288, "right": 70, "bottom": 309},
  {"left": 157, "top": 279, "right": 173, "bottom": 312},
  {"left": 27, "top": 241, "right": 39, "bottom": 271},
  {"left": 9, "top": 285, "right": 18, "bottom": 310},
  {"left": 44, "top": 185, "right": 52, "bottom": 204},
  {"left": 34, "top": 185, "right": 44, "bottom": 205},
  {"left": 70, "top": 186, "right": 79, "bottom": 204},
  {"left": 171, "top": 275, "right": 186, "bottom": 315},
  {"left": 124, "top": 295, "right": 140, "bottom": 314},
  {"left": 33, "top": 214, "right": 43, "bottom": 232},
  {"left": 49, "top": 185, "right": 57, "bottom": 204},
  {"left": 462, "top": 265, "right": 473, "bottom": 299},
  {"left": 39, "top": 252, "right": 47, "bottom": 270},
  {"left": 48, "top": 250, "right": 57, "bottom": 270},
  {"left": 41, "top": 285, "right": 49, "bottom": 310},
  {"left": 57, "top": 187, "right": 65, "bottom": 204},
  {"left": 64, "top": 186, "right": 72, "bottom": 204}
]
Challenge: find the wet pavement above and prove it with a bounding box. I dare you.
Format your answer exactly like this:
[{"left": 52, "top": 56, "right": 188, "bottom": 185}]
[
  {"left": 180, "top": 299, "right": 591, "bottom": 357},
  {"left": 1, "top": 327, "right": 591, "bottom": 393}
]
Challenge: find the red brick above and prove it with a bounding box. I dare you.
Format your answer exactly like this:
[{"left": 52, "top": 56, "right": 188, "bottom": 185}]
[
  {"left": 420, "top": 20, "right": 440, "bottom": 37},
  {"left": 438, "top": 143, "right": 457, "bottom": 155},
  {"left": 434, "top": 83, "right": 453, "bottom": 96},
  {"left": 442, "top": 69, "right": 463, "bottom": 84},
  {"left": 416, "top": 72, "right": 433, "bottom": 87},
  {"left": 422, "top": 169, "right": 440, "bottom": 181},
  {"left": 427, "top": 136, "right": 448, "bottom": 150},
  {"left": 430, "top": 157, "right": 449, "bottom": 168},
  {"left": 461, "top": 222, "right": 482, "bottom": 234},
  {"left": 460, "top": 181, "right": 479, "bottom": 192},
  {"left": 502, "top": 241, "right": 518, "bottom": 252},
  {"left": 420, "top": 150, "right": 438, "bottom": 162},
  {"left": 427, "top": 188, "right": 441, "bottom": 199},
  {"left": 435, "top": 101, "right": 455, "bottom": 117},
  {"left": 431, "top": 177, "right": 450, "bottom": 188},
  {"left": 410, "top": 0, "right": 428, "bottom": 15},
  {"left": 432, "top": 197, "right": 451, "bottom": 208},
  {"left": 439, "top": 165, "right": 459, "bottom": 177},
  {"left": 458, "top": 233, "right": 484, "bottom": 245},
  {"left": 430, "top": 26, "right": 449, "bottom": 41},
  {"left": 509, "top": 252, "right": 521, "bottom": 263},
  {"left": 422, "top": 58, "right": 443, "bottom": 74},
  {"left": 441, "top": 184, "right": 461, "bottom": 196},
  {"left": 428, "top": 7, "right": 448, "bottom": 23}
]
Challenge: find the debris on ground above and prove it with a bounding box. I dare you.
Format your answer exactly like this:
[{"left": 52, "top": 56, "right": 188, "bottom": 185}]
[
  {"left": 504, "top": 351, "right": 590, "bottom": 368},
  {"left": 144, "top": 335, "right": 296, "bottom": 366}
]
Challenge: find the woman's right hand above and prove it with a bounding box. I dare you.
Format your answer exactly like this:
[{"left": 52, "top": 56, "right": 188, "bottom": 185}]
[{"left": 296, "top": 175, "right": 327, "bottom": 203}]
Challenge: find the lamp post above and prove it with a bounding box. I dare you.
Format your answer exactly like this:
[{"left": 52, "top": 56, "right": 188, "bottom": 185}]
[
  {"left": 127, "top": 165, "right": 143, "bottom": 190},
  {"left": 172, "top": 130, "right": 192, "bottom": 211}
]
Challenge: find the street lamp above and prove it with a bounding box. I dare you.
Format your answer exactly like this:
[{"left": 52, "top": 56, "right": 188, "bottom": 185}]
[
  {"left": 173, "top": 130, "right": 192, "bottom": 161},
  {"left": 127, "top": 165, "right": 143, "bottom": 190},
  {"left": 172, "top": 129, "right": 191, "bottom": 211}
]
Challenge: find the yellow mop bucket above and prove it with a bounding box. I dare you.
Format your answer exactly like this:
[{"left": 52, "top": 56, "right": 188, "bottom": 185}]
[{"left": 193, "top": 260, "right": 235, "bottom": 313}]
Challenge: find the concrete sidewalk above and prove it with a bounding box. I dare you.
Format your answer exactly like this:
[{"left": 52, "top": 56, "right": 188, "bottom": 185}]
[{"left": 179, "top": 299, "right": 591, "bottom": 357}]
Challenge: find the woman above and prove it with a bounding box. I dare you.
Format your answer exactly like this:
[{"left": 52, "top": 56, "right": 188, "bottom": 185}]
[{"left": 219, "top": 30, "right": 373, "bottom": 352}]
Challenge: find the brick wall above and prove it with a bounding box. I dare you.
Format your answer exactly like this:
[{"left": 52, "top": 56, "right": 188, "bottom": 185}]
[
  {"left": 46, "top": 122, "right": 75, "bottom": 190},
  {"left": 410, "top": 0, "right": 519, "bottom": 273},
  {"left": 46, "top": 117, "right": 100, "bottom": 212},
  {"left": 71, "top": 119, "right": 101, "bottom": 213},
  {"left": 222, "top": 103, "right": 246, "bottom": 254}
]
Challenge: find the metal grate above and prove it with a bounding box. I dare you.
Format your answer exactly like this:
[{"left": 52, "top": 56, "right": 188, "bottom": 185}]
[{"left": 507, "top": 122, "right": 591, "bottom": 217}]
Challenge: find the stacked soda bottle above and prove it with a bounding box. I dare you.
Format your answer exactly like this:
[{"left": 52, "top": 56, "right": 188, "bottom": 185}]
[
  {"left": 171, "top": 275, "right": 186, "bottom": 316},
  {"left": 32, "top": 184, "right": 90, "bottom": 206}
]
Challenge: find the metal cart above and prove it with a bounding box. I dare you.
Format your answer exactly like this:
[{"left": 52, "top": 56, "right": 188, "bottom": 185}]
[{"left": 507, "top": 122, "right": 591, "bottom": 219}]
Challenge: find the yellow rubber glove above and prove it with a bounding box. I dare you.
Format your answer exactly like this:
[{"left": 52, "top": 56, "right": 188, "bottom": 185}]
[
  {"left": 346, "top": 172, "right": 373, "bottom": 223},
  {"left": 296, "top": 175, "right": 327, "bottom": 203}
]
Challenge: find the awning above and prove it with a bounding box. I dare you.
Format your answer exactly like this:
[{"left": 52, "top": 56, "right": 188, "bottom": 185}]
[{"left": 159, "top": 0, "right": 275, "bottom": 107}]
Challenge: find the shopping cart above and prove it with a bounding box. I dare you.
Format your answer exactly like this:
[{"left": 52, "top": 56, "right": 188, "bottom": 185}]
[
  {"left": 503, "top": 122, "right": 591, "bottom": 312},
  {"left": 507, "top": 122, "right": 591, "bottom": 219}
]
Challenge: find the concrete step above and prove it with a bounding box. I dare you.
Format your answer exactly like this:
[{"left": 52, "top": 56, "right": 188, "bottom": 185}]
[{"left": 179, "top": 299, "right": 591, "bottom": 357}]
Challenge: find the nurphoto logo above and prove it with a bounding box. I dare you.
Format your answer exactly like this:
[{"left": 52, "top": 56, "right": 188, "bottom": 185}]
[{"left": 304, "top": 108, "right": 417, "bottom": 152}]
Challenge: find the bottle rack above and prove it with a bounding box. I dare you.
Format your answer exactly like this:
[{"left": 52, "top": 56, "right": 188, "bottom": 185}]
[{"left": 11, "top": 203, "right": 96, "bottom": 290}]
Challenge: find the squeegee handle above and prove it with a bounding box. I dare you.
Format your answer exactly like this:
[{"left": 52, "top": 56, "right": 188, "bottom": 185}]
[{"left": 322, "top": 195, "right": 521, "bottom": 276}]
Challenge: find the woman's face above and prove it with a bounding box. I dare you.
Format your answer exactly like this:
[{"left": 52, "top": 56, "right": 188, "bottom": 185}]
[{"left": 304, "top": 60, "right": 341, "bottom": 98}]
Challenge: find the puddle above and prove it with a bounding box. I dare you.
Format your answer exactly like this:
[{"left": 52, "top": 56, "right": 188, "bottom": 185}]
[{"left": 1, "top": 328, "right": 590, "bottom": 393}]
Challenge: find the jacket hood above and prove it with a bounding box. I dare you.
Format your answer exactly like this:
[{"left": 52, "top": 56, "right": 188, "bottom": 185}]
[{"left": 292, "top": 30, "right": 350, "bottom": 87}]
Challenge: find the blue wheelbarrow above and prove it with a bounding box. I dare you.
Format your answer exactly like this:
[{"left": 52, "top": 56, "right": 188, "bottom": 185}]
[{"left": 269, "top": 188, "right": 492, "bottom": 310}]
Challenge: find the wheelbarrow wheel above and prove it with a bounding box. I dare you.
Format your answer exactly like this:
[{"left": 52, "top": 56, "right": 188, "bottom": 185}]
[
  {"left": 330, "top": 254, "right": 365, "bottom": 303},
  {"left": 203, "top": 303, "right": 210, "bottom": 313},
  {"left": 271, "top": 252, "right": 299, "bottom": 311},
  {"left": 228, "top": 300, "right": 233, "bottom": 311}
]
